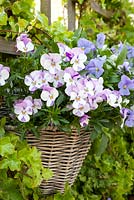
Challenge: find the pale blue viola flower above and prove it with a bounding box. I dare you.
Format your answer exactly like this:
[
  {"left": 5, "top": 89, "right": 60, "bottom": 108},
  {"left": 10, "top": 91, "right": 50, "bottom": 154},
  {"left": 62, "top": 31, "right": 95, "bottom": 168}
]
[
  {"left": 86, "top": 57, "right": 105, "bottom": 78},
  {"left": 118, "top": 75, "right": 134, "bottom": 96},
  {"left": 96, "top": 33, "right": 106, "bottom": 49},
  {"left": 120, "top": 108, "right": 134, "bottom": 127},
  {"left": 77, "top": 38, "right": 96, "bottom": 54},
  {"left": 127, "top": 45, "right": 134, "bottom": 59}
]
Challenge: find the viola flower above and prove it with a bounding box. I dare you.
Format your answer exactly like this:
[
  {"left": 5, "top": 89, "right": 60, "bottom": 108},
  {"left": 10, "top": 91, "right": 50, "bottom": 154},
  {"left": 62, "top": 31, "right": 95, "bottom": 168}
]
[
  {"left": 77, "top": 38, "right": 96, "bottom": 54},
  {"left": 40, "top": 53, "right": 62, "bottom": 74},
  {"left": 70, "top": 53, "right": 87, "bottom": 71},
  {"left": 41, "top": 86, "right": 59, "bottom": 107},
  {"left": 86, "top": 57, "right": 105, "bottom": 78},
  {"left": 118, "top": 75, "right": 134, "bottom": 96},
  {"left": 52, "top": 70, "right": 64, "bottom": 88},
  {"left": 57, "top": 43, "right": 71, "bottom": 61},
  {"left": 64, "top": 67, "right": 80, "bottom": 86},
  {"left": 105, "top": 90, "right": 122, "bottom": 108},
  {"left": 0, "top": 64, "right": 10, "bottom": 86},
  {"left": 96, "top": 33, "right": 106, "bottom": 49},
  {"left": 32, "top": 99, "right": 43, "bottom": 114},
  {"left": 14, "top": 97, "right": 33, "bottom": 122},
  {"left": 127, "top": 45, "right": 134, "bottom": 59},
  {"left": 120, "top": 108, "right": 134, "bottom": 127},
  {"left": 25, "top": 96, "right": 42, "bottom": 114},
  {"left": 73, "top": 103, "right": 90, "bottom": 117},
  {"left": 24, "top": 70, "right": 44, "bottom": 91},
  {"left": 117, "top": 61, "right": 130, "bottom": 73},
  {"left": 80, "top": 114, "right": 90, "bottom": 127},
  {"left": 16, "top": 33, "right": 34, "bottom": 53}
]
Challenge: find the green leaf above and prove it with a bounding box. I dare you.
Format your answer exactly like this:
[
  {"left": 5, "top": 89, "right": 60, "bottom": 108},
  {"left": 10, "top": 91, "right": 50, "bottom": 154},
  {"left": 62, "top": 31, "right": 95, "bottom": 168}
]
[
  {"left": 96, "top": 134, "right": 108, "bottom": 156},
  {"left": 12, "top": 1, "right": 22, "bottom": 15},
  {"left": 0, "top": 0, "right": 5, "bottom": 5},
  {"left": 0, "top": 7, "right": 7, "bottom": 25},
  {"left": 116, "top": 46, "right": 127, "bottom": 66},
  {"left": 0, "top": 127, "right": 5, "bottom": 138},
  {"left": 36, "top": 13, "right": 48, "bottom": 27},
  {"left": 18, "top": 18, "right": 29, "bottom": 32},
  {"left": 0, "top": 117, "right": 6, "bottom": 127},
  {"left": 0, "top": 137, "right": 14, "bottom": 156},
  {"left": 42, "top": 168, "right": 53, "bottom": 181},
  {"left": 0, "top": 153, "right": 21, "bottom": 171},
  {"left": 78, "top": 0, "right": 84, "bottom": 4}
]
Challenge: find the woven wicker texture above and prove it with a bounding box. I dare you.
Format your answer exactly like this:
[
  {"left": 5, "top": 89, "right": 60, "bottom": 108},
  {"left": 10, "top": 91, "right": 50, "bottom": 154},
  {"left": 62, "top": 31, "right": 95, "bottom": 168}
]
[{"left": 26, "top": 127, "right": 91, "bottom": 194}]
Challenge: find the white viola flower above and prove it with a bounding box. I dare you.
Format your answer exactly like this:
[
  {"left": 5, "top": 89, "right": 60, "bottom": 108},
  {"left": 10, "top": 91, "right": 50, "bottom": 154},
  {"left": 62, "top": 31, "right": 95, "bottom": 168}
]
[
  {"left": 25, "top": 96, "right": 42, "bottom": 114},
  {"left": 39, "top": 70, "right": 54, "bottom": 89},
  {"left": 41, "top": 86, "right": 59, "bottom": 107},
  {"left": 64, "top": 73, "right": 76, "bottom": 86},
  {"left": 82, "top": 79, "right": 95, "bottom": 97},
  {"left": 88, "top": 97, "right": 99, "bottom": 110},
  {"left": 0, "top": 64, "right": 10, "bottom": 86},
  {"left": 16, "top": 33, "right": 34, "bottom": 53},
  {"left": 57, "top": 42, "right": 71, "bottom": 57},
  {"left": 53, "top": 70, "right": 64, "bottom": 88},
  {"left": 32, "top": 99, "right": 43, "bottom": 114},
  {"left": 73, "top": 103, "right": 90, "bottom": 117},
  {"left": 40, "top": 53, "right": 62, "bottom": 74},
  {"left": 24, "top": 70, "right": 43, "bottom": 91},
  {"left": 70, "top": 53, "right": 87, "bottom": 71},
  {"left": 14, "top": 98, "right": 33, "bottom": 122},
  {"left": 72, "top": 94, "right": 87, "bottom": 108},
  {"left": 106, "top": 91, "right": 122, "bottom": 108},
  {"left": 93, "top": 77, "right": 104, "bottom": 94}
]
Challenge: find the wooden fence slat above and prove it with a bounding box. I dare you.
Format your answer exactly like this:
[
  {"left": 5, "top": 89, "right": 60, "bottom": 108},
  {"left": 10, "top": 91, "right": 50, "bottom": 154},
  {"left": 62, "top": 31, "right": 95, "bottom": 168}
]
[
  {"left": 40, "top": 0, "right": 51, "bottom": 25},
  {"left": 67, "top": 0, "right": 76, "bottom": 30},
  {"left": 0, "top": 37, "right": 19, "bottom": 55}
]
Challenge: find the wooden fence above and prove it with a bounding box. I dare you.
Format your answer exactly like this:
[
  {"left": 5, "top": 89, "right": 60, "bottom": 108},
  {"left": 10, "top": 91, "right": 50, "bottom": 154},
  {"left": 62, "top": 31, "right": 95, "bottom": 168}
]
[{"left": 40, "top": 0, "right": 76, "bottom": 30}]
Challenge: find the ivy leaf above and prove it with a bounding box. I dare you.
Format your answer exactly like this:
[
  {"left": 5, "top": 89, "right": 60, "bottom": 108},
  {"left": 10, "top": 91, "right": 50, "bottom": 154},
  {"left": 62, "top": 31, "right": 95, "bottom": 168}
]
[
  {"left": 78, "top": 0, "right": 84, "bottom": 4},
  {"left": 0, "top": 7, "right": 8, "bottom": 25},
  {"left": 0, "top": 137, "right": 14, "bottom": 156},
  {"left": 12, "top": 1, "right": 22, "bottom": 15},
  {"left": 116, "top": 47, "right": 127, "bottom": 66},
  {"left": 42, "top": 168, "right": 53, "bottom": 181},
  {"left": 96, "top": 134, "right": 108, "bottom": 156},
  {"left": 0, "top": 127, "right": 5, "bottom": 138},
  {"left": 0, "top": 153, "right": 21, "bottom": 171},
  {"left": 36, "top": 13, "right": 49, "bottom": 27}
]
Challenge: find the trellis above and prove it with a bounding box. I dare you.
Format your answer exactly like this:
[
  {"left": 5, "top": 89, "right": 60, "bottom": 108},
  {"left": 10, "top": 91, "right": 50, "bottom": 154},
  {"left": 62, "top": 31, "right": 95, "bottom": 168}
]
[{"left": 40, "top": 0, "right": 76, "bottom": 30}]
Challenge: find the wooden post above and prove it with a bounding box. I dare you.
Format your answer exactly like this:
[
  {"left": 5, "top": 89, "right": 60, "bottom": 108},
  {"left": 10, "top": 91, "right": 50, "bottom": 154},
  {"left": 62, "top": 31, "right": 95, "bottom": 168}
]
[
  {"left": 68, "top": 0, "right": 76, "bottom": 30},
  {"left": 40, "top": 0, "right": 51, "bottom": 24}
]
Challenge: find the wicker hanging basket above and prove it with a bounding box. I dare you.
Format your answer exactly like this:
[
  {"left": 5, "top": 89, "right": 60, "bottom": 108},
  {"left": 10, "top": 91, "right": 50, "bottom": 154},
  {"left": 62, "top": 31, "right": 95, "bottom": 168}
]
[{"left": 26, "top": 126, "right": 91, "bottom": 195}]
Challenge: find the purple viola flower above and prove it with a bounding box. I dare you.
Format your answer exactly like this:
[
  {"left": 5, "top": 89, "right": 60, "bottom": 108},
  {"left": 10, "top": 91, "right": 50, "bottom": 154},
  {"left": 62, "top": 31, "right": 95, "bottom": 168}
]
[
  {"left": 96, "top": 33, "right": 106, "bottom": 49},
  {"left": 86, "top": 57, "right": 105, "bottom": 78},
  {"left": 80, "top": 114, "right": 90, "bottom": 127},
  {"left": 77, "top": 38, "right": 96, "bottom": 54},
  {"left": 118, "top": 75, "right": 134, "bottom": 96},
  {"left": 121, "top": 108, "right": 134, "bottom": 127}
]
